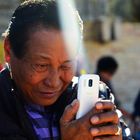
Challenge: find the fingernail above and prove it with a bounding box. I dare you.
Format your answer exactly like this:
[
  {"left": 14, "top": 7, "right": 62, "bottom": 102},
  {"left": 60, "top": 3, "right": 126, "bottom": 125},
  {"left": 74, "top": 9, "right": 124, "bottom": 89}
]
[
  {"left": 71, "top": 99, "right": 78, "bottom": 107},
  {"left": 91, "top": 128, "right": 99, "bottom": 135},
  {"left": 96, "top": 103, "right": 103, "bottom": 109},
  {"left": 91, "top": 116, "right": 99, "bottom": 124}
]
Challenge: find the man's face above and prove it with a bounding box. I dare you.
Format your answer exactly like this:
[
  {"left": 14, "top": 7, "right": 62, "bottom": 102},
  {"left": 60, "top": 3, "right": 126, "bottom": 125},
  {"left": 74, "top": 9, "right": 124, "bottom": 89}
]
[
  {"left": 100, "top": 71, "right": 114, "bottom": 82},
  {"left": 9, "top": 29, "right": 76, "bottom": 106}
]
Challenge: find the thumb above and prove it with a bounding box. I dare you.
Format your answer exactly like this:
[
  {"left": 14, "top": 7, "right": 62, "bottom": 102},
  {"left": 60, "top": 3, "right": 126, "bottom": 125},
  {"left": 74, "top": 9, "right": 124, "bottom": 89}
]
[{"left": 60, "top": 99, "right": 79, "bottom": 124}]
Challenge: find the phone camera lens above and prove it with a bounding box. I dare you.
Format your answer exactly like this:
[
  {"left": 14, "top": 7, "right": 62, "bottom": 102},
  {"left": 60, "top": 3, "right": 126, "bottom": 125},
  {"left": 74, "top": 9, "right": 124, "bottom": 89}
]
[{"left": 88, "top": 79, "right": 93, "bottom": 87}]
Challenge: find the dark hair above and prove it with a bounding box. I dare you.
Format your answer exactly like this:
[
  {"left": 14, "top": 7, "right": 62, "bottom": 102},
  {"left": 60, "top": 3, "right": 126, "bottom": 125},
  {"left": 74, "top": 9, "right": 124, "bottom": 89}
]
[
  {"left": 96, "top": 56, "right": 118, "bottom": 74},
  {"left": 3, "top": 0, "right": 83, "bottom": 59}
]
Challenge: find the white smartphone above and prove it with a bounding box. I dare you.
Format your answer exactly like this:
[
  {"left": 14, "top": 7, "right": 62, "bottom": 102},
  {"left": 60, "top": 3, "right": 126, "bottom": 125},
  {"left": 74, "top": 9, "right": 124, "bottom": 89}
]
[{"left": 76, "top": 74, "right": 100, "bottom": 119}]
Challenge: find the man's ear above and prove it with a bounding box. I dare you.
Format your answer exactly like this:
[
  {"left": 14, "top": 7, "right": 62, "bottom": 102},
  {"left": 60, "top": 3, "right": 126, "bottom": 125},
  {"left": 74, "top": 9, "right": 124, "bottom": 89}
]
[{"left": 4, "top": 37, "right": 11, "bottom": 63}]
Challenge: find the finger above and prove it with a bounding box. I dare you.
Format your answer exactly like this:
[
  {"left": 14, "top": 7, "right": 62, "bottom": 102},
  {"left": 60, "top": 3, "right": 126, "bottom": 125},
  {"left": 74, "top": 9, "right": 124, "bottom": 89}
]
[
  {"left": 91, "top": 110, "right": 119, "bottom": 125},
  {"left": 90, "top": 124, "right": 121, "bottom": 137},
  {"left": 95, "top": 101, "right": 115, "bottom": 110},
  {"left": 60, "top": 99, "right": 79, "bottom": 124},
  {"left": 94, "top": 135, "right": 122, "bottom": 140}
]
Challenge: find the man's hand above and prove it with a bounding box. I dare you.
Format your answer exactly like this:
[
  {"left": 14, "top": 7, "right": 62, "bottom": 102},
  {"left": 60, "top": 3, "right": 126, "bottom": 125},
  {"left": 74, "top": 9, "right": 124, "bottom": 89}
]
[{"left": 60, "top": 99, "right": 122, "bottom": 140}]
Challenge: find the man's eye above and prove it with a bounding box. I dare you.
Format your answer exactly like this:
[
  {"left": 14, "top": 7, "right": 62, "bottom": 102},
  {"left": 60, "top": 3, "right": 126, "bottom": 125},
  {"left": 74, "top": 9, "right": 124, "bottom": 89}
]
[
  {"left": 32, "top": 64, "right": 49, "bottom": 72},
  {"left": 61, "top": 65, "right": 72, "bottom": 70}
]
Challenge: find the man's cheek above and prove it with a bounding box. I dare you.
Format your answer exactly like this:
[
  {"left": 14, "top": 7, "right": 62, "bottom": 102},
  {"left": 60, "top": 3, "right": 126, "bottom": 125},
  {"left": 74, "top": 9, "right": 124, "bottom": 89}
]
[
  {"left": 22, "top": 72, "right": 40, "bottom": 83},
  {"left": 64, "top": 74, "right": 73, "bottom": 83}
]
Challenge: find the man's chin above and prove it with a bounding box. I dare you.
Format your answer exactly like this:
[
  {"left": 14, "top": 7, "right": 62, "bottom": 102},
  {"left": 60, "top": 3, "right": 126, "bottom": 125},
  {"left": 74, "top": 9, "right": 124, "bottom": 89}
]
[{"left": 33, "top": 96, "right": 59, "bottom": 106}]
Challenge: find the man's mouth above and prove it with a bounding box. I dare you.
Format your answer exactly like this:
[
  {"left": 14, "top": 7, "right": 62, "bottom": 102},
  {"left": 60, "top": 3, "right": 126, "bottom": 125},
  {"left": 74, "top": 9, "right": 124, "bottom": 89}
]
[{"left": 38, "top": 91, "right": 59, "bottom": 99}]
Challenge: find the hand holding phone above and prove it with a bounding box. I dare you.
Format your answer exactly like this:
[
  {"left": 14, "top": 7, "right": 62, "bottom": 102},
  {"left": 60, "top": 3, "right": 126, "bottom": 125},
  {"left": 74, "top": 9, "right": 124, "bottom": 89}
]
[{"left": 76, "top": 74, "right": 100, "bottom": 119}]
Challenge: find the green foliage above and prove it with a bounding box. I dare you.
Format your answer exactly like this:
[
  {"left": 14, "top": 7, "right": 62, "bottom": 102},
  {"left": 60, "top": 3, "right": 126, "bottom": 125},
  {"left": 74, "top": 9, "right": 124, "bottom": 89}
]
[
  {"left": 0, "top": 40, "right": 4, "bottom": 64},
  {"left": 132, "top": 0, "right": 140, "bottom": 21},
  {"left": 76, "top": 0, "right": 133, "bottom": 21},
  {"left": 111, "top": 0, "right": 133, "bottom": 21}
]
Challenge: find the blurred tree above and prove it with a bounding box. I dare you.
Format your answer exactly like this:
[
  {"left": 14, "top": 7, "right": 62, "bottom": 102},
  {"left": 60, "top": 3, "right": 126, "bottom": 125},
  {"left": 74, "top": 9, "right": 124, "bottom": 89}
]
[
  {"left": 75, "top": 0, "right": 133, "bottom": 21},
  {"left": 132, "top": 0, "right": 140, "bottom": 21},
  {"left": 110, "top": 0, "right": 133, "bottom": 21}
]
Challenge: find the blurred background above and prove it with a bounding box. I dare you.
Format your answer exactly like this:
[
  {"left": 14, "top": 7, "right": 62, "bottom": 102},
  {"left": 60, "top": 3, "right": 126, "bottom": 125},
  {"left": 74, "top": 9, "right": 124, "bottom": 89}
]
[{"left": 0, "top": 0, "right": 140, "bottom": 136}]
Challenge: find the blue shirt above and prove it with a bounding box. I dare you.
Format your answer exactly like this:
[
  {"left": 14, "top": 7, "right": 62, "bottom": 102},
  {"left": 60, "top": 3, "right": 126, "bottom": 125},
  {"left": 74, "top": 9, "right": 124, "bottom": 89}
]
[{"left": 25, "top": 103, "right": 60, "bottom": 140}]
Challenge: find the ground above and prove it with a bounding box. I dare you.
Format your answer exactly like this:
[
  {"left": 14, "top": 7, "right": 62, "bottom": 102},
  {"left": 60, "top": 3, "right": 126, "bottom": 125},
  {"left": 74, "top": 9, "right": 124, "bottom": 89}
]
[{"left": 85, "top": 23, "right": 140, "bottom": 113}]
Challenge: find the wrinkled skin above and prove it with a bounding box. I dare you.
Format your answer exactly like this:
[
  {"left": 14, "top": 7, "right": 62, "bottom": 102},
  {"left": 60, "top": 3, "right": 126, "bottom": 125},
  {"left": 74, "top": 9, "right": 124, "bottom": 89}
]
[
  {"left": 60, "top": 100, "right": 122, "bottom": 140},
  {"left": 4, "top": 29, "right": 76, "bottom": 106},
  {"left": 5, "top": 28, "right": 122, "bottom": 140}
]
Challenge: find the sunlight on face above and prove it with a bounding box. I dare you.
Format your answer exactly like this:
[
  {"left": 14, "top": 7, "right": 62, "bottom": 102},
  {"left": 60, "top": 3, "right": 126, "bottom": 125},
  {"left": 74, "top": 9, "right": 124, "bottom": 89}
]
[{"left": 10, "top": 29, "right": 76, "bottom": 106}]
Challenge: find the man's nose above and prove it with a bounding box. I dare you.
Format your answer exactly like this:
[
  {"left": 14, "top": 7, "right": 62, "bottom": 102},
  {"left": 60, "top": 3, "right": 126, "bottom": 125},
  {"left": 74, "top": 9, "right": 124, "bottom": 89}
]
[{"left": 43, "top": 69, "right": 61, "bottom": 88}]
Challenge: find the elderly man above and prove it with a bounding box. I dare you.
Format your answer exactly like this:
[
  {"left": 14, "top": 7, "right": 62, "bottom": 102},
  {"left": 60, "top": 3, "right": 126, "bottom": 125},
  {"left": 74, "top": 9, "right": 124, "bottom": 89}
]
[{"left": 0, "top": 0, "right": 133, "bottom": 140}]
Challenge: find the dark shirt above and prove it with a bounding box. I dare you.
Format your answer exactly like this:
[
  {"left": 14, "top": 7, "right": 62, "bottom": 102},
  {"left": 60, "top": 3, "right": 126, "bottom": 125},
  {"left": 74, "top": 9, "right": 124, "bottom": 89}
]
[
  {"left": 96, "top": 72, "right": 121, "bottom": 107},
  {"left": 0, "top": 68, "right": 133, "bottom": 140},
  {"left": 133, "top": 90, "right": 140, "bottom": 118}
]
